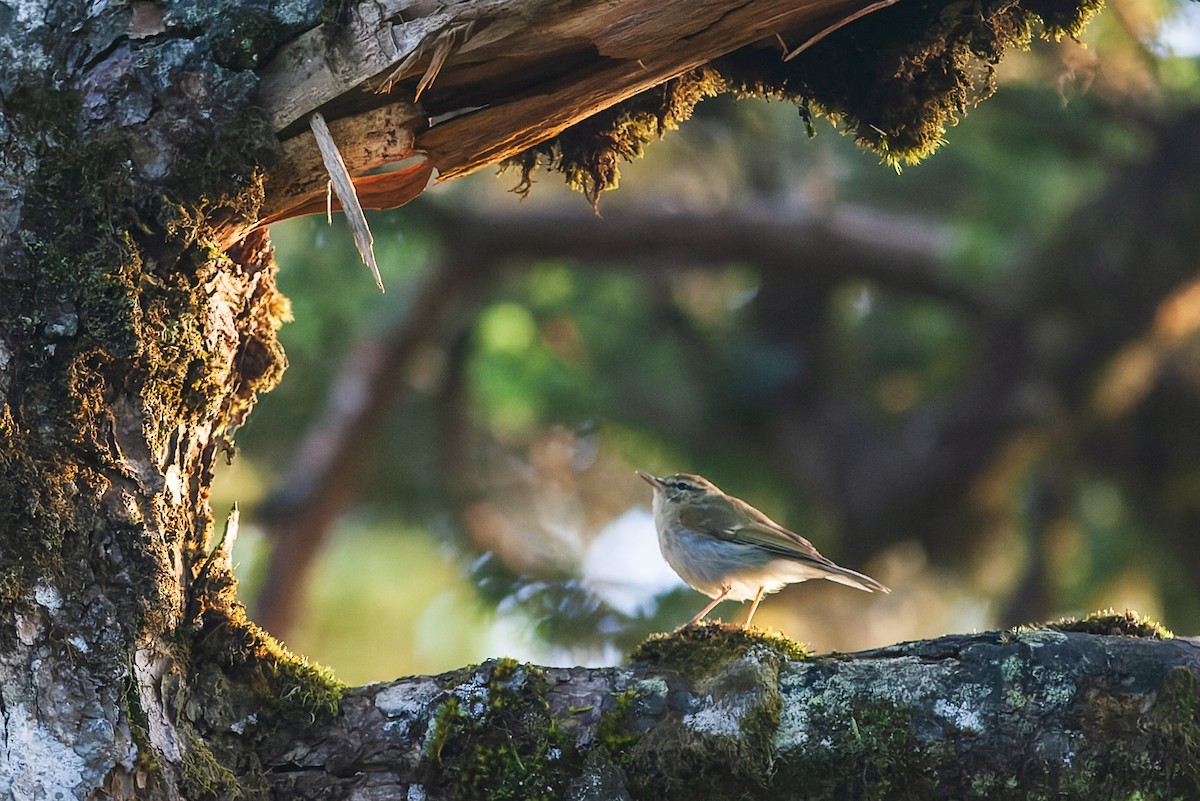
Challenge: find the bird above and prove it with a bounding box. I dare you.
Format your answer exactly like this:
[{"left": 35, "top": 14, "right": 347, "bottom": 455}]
[{"left": 637, "top": 471, "right": 889, "bottom": 628}]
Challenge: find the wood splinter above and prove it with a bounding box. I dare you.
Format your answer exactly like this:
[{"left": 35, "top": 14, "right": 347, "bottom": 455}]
[
  {"left": 309, "top": 110, "right": 386, "bottom": 293},
  {"left": 380, "top": 21, "right": 474, "bottom": 99}
]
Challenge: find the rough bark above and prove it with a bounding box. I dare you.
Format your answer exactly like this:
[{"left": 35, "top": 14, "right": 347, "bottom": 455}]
[
  {"left": 269, "top": 623, "right": 1200, "bottom": 800},
  {"left": 0, "top": 2, "right": 1149, "bottom": 801}
]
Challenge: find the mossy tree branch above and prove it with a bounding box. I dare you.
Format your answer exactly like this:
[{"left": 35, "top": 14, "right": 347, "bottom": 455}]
[{"left": 269, "top": 621, "right": 1200, "bottom": 800}]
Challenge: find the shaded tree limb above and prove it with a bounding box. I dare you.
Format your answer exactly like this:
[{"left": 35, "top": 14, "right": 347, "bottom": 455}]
[{"left": 265, "top": 624, "right": 1200, "bottom": 800}]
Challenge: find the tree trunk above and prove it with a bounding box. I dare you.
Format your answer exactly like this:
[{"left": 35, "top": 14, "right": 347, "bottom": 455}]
[{"left": 0, "top": 1, "right": 1153, "bottom": 800}]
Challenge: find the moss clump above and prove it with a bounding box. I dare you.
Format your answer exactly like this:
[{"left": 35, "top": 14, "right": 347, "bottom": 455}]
[
  {"left": 629, "top": 621, "right": 808, "bottom": 680},
  {"left": 421, "top": 659, "right": 575, "bottom": 800},
  {"left": 175, "top": 547, "right": 344, "bottom": 795},
  {"left": 182, "top": 731, "right": 243, "bottom": 800},
  {"left": 1042, "top": 608, "right": 1174, "bottom": 639},
  {"left": 728, "top": 0, "right": 1101, "bottom": 167},
  {"left": 1141, "top": 666, "right": 1200, "bottom": 795},
  {"left": 594, "top": 687, "right": 643, "bottom": 753},
  {"left": 185, "top": 546, "right": 345, "bottom": 736},
  {"left": 614, "top": 623, "right": 796, "bottom": 800},
  {"left": 502, "top": 66, "right": 726, "bottom": 209},
  {"left": 623, "top": 634, "right": 786, "bottom": 801}
]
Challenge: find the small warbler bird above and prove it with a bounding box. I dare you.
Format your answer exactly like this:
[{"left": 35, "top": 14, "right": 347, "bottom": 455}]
[{"left": 638, "top": 471, "right": 889, "bottom": 627}]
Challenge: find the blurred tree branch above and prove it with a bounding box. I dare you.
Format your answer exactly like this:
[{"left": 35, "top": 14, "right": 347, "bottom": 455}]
[
  {"left": 252, "top": 201, "right": 959, "bottom": 635},
  {"left": 254, "top": 106, "right": 1200, "bottom": 637}
]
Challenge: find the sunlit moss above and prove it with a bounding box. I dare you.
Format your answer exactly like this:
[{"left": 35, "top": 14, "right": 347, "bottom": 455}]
[
  {"left": 503, "top": 67, "right": 726, "bottom": 208},
  {"left": 630, "top": 621, "right": 808, "bottom": 679},
  {"left": 1042, "top": 608, "right": 1174, "bottom": 639}
]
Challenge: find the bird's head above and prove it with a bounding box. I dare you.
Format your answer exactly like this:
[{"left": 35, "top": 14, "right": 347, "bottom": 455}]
[{"left": 637, "top": 471, "right": 721, "bottom": 504}]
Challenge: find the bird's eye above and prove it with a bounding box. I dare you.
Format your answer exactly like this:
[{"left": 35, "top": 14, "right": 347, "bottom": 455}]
[{"left": 674, "top": 482, "right": 691, "bottom": 491}]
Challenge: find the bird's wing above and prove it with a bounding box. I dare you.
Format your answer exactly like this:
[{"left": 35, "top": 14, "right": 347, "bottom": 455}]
[
  {"left": 679, "top": 497, "right": 833, "bottom": 565},
  {"left": 679, "top": 497, "right": 890, "bottom": 592}
]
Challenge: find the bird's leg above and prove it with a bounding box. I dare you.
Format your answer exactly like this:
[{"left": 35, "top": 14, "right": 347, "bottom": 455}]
[
  {"left": 684, "top": 586, "right": 732, "bottom": 628},
  {"left": 744, "top": 586, "right": 765, "bottom": 627}
]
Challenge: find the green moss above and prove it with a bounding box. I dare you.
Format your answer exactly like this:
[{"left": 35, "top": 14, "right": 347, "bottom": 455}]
[
  {"left": 172, "top": 548, "right": 344, "bottom": 795},
  {"left": 623, "top": 657, "right": 783, "bottom": 800},
  {"left": 123, "top": 672, "right": 168, "bottom": 794},
  {"left": 772, "top": 698, "right": 943, "bottom": 799},
  {"left": 1068, "top": 666, "right": 1200, "bottom": 799},
  {"left": 182, "top": 731, "right": 243, "bottom": 800},
  {"left": 186, "top": 555, "right": 345, "bottom": 734},
  {"left": 595, "top": 688, "right": 642, "bottom": 753},
  {"left": 614, "top": 624, "right": 794, "bottom": 800},
  {"left": 1144, "top": 667, "right": 1200, "bottom": 787},
  {"left": 3, "top": 17, "right": 292, "bottom": 799},
  {"left": 420, "top": 659, "right": 575, "bottom": 800},
  {"left": 1043, "top": 608, "right": 1174, "bottom": 639},
  {"left": 629, "top": 621, "right": 808, "bottom": 680},
  {"left": 426, "top": 696, "right": 464, "bottom": 764}
]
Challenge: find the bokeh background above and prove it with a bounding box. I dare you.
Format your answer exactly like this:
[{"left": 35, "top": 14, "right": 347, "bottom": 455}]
[{"left": 216, "top": 0, "right": 1200, "bottom": 685}]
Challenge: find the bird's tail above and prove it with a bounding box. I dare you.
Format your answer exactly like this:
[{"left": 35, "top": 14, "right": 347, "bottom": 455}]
[{"left": 824, "top": 565, "right": 890, "bottom": 593}]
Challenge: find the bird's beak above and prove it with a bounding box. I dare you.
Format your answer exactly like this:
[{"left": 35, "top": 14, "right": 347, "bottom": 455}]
[{"left": 636, "top": 470, "right": 664, "bottom": 489}]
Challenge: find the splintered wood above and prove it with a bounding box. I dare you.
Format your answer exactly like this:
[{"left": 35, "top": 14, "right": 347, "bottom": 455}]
[{"left": 309, "top": 111, "right": 385, "bottom": 293}]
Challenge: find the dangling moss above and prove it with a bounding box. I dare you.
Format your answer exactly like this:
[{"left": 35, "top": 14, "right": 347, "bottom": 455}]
[
  {"left": 502, "top": 67, "right": 727, "bottom": 210},
  {"left": 504, "top": 0, "right": 1104, "bottom": 200},
  {"left": 719, "top": 0, "right": 1103, "bottom": 168}
]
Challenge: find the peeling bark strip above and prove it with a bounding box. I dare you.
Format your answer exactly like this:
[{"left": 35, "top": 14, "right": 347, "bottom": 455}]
[
  {"left": 308, "top": 111, "right": 384, "bottom": 292},
  {"left": 266, "top": 626, "right": 1200, "bottom": 800}
]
